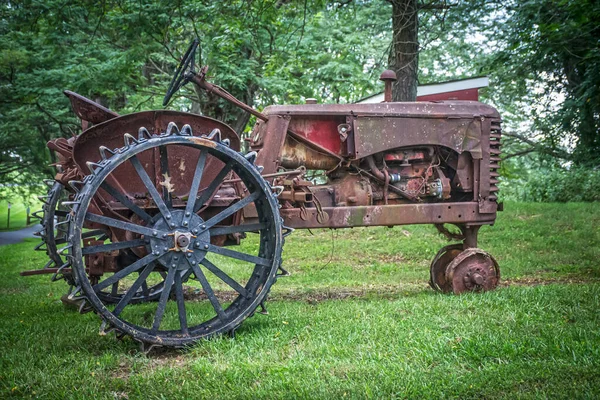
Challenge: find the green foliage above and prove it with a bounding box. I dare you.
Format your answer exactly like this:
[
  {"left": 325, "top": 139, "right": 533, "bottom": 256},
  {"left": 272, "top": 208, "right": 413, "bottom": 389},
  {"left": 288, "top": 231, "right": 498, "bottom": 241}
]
[
  {"left": 417, "top": 0, "right": 600, "bottom": 199},
  {"left": 0, "top": 0, "right": 392, "bottom": 193},
  {"left": 2, "top": 0, "right": 598, "bottom": 202},
  {"left": 517, "top": 165, "right": 600, "bottom": 203},
  {"left": 453, "top": 0, "right": 600, "bottom": 166}
]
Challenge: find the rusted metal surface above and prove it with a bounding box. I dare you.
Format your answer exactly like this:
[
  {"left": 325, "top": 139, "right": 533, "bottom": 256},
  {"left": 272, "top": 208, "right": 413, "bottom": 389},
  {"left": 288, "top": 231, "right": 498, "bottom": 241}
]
[
  {"left": 279, "top": 202, "right": 494, "bottom": 229},
  {"left": 429, "top": 243, "right": 463, "bottom": 293},
  {"left": 380, "top": 70, "right": 397, "bottom": 102},
  {"left": 263, "top": 101, "right": 500, "bottom": 119},
  {"left": 64, "top": 90, "right": 119, "bottom": 130},
  {"left": 68, "top": 111, "right": 240, "bottom": 201},
  {"left": 445, "top": 247, "right": 500, "bottom": 294},
  {"left": 287, "top": 116, "right": 345, "bottom": 156},
  {"left": 252, "top": 115, "right": 290, "bottom": 175},
  {"left": 353, "top": 116, "right": 483, "bottom": 159},
  {"left": 280, "top": 135, "right": 340, "bottom": 170}
]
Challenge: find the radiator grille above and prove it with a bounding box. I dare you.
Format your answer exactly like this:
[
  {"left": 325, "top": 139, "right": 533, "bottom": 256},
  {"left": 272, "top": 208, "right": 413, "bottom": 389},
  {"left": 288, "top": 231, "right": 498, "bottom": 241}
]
[{"left": 489, "top": 120, "right": 502, "bottom": 201}]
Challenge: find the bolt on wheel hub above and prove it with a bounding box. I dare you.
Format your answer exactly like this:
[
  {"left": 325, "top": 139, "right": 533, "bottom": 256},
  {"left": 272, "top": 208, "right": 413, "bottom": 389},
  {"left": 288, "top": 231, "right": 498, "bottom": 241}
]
[{"left": 148, "top": 210, "right": 211, "bottom": 270}]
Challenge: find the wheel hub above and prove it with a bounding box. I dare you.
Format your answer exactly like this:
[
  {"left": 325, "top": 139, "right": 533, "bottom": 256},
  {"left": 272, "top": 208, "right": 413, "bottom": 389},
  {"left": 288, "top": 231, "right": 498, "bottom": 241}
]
[
  {"left": 174, "top": 232, "right": 191, "bottom": 251},
  {"left": 460, "top": 265, "right": 489, "bottom": 290},
  {"left": 447, "top": 249, "right": 500, "bottom": 294},
  {"left": 147, "top": 210, "right": 210, "bottom": 271}
]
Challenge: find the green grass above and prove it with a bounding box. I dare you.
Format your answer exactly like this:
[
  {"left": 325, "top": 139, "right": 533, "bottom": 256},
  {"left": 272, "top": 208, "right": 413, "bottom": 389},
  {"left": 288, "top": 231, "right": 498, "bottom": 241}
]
[
  {"left": 0, "top": 199, "right": 42, "bottom": 231},
  {"left": 0, "top": 202, "right": 599, "bottom": 399}
]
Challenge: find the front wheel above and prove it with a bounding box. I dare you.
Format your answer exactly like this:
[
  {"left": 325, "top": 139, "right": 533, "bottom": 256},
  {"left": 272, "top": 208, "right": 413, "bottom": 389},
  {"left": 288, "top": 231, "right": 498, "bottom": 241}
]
[
  {"left": 445, "top": 248, "right": 500, "bottom": 294},
  {"left": 66, "top": 125, "right": 283, "bottom": 350}
]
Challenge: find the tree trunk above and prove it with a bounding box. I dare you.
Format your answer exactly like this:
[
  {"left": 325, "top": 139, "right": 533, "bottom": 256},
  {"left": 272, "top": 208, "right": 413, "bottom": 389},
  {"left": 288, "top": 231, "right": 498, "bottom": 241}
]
[{"left": 388, "top": 0, "right": 419, "bottom": 102}]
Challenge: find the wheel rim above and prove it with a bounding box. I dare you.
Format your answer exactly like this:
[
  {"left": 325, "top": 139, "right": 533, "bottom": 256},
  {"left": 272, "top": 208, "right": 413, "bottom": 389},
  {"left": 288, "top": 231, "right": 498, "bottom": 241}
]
[
  {"left": 445, "top": 248, "right": 500, "bottom": 294},
  {"left": 35, "top": 182, "right": 71, "bottom": 282},
  {"left": 429, "top": 244, "right": 463, "bottom": 293},
  {"left": 67, "top": 128, "right": 282, "bottom": 348},
  {"left": 36, "top": 181, "right": 166, "bottom": 303}
]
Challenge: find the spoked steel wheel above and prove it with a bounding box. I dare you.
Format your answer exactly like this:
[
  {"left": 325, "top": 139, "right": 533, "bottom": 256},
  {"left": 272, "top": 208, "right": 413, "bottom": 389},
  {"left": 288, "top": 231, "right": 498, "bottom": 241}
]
[
  {"left": 34, "top": 181, "right": 73, "bottom": 283},
  {"left": 34, "top": 181, "right": 165, "bottom": 305},
  {"left": 66, "top": 126, "right": 282, "bottom": 349}
]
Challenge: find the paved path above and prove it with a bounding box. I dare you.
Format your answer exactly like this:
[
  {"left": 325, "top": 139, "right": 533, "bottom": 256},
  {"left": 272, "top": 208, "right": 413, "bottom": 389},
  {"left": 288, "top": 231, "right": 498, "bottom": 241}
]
[{"left": 0, "top": 224, "right": 42, "bottom": 246}]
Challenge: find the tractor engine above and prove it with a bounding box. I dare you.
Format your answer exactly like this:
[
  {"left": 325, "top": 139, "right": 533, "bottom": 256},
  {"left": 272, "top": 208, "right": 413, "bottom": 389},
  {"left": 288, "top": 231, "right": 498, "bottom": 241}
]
[{"left": 381, "top": 147, "right": 451, "bottom": 201}]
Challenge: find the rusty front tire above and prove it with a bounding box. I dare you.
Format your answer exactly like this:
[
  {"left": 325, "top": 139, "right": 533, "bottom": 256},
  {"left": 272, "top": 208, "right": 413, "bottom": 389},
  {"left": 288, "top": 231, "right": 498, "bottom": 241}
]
[
  {"left": 445, "top": 248, "right": 500, "bottom": 294},
  {"left": 429, "top": 243, "right": 463, "bottom": 293}
]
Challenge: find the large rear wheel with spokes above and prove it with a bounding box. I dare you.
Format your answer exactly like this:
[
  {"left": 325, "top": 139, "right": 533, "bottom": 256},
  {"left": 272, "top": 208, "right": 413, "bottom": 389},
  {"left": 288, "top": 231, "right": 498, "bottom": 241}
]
[
  {"left": 66, "top": 126, "right": 282, "bottom": 350},
  {"left": 34, "top": 181, "right": 73, "bottom": 283}
]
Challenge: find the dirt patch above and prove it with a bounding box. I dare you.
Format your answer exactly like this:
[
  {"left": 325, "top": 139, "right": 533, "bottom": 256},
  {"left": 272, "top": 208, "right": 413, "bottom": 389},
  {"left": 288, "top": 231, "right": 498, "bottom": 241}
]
[
  {"left": 111, "top": 360, "right": 132, "bottom": 381},
  {"left": 180, "top": 277, "right": 598, "bottom": 305},
  {"left": 181, "top": 284, "right": 423, "bottom": 304},
  {"left": 0, "top": 287, "right": 27, "bottom": 295},
  {"left": 271, "top": 288, "right": 414, "bottom": 303},
  {"left": 501, "top": 276, "right": 596, "bottom": 287},
  {"left": 183, "top": 286, "right": 238, "bottom": 302},
  {"left": 149, "top": 354, "right": 187, "bottom": 371},
  {"left": 517, "top": 214, "right": 541, "bottom": 221}
]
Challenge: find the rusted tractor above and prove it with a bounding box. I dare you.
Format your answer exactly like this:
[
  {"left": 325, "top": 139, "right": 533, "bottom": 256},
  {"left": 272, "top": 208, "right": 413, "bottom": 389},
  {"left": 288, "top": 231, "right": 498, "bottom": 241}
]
[{"left": 26, "top": 41, "right": 501, "bottom": 350}]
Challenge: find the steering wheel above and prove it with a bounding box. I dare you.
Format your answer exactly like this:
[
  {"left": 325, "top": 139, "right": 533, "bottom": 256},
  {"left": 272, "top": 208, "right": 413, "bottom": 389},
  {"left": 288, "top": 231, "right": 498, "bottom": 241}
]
[{"left": 163, "top": 39, "right": 201, "bottom": 107}]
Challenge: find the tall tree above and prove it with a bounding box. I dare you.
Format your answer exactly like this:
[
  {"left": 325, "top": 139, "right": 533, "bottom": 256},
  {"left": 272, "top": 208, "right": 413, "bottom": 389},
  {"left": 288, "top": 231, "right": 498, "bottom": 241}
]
[{"left": 387, "top": 0, "right": 419, "bottom": 101}]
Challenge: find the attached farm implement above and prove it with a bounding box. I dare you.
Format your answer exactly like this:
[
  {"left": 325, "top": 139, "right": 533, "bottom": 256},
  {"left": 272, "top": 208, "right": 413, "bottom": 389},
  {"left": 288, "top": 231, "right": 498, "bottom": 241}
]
[{"left": 25, "top": 41, "right": 502, "bottom": 351}]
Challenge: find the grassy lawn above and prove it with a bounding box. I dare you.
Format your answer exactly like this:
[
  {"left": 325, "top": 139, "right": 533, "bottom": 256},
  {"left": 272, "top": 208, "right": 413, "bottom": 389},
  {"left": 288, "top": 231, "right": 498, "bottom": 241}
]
[
  {"left": 0, "top": 202, "right": 598, "bottom": 399},
  {"left": 0, "top": 199, "right": 42, "bottom": 231}
]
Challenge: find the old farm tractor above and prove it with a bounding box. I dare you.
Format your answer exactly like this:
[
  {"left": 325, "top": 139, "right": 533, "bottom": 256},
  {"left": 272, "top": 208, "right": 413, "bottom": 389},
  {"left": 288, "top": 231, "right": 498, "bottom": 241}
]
[{"left": 25, "top": 41, "right": 502, "bottom": 350}]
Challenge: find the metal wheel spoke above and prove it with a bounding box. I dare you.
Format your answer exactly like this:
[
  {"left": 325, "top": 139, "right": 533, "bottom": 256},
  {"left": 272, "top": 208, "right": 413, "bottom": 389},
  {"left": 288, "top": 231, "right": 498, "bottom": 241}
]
[
  {"left": 205, "top": 243, "right": 271, "bottom": 266},
  {"left": 113, "top": 263, "right": 156, "bottom": 317},
  {"left": 159, "top": 145, "right": 172, "bottom": 208},
  {"left": 82, "top": 238, "right": 146, "bottom": 255},
  {"left": 141, "top": 280, "right": 150, "bottom": 298},
  {"left": 184, "top": 149, "right": 208, "bottom": 220},
  {"left": 94, "top": 253, "right": 160, "bottom": 292},
  {"left": 151, "top": 267, "right": 177, "bottom": 333},
  {"left": 85, "top": 213, "right": 167, "bottom": 239},
  {"left": 81, "top": 229, "right": 109, "bottom": 239},
  {"left": 111, "top": 282, "right": 119, "bottom": 296},
  {"left": 174, "top": 271, "right": 188, "bottom": 334},
  {"left": 193, "top": 161, "right": 233, "bottom": 213},
  {"left": 55, "top": 210, "right": 69, "bottom": 218},
  {"left": 100, "top": 182, "right": 153, "bottom": 224},
  {"left": 209, "top": 223, "right": 266, "bottom": 236},
  {"left": 130, "top": 155, "right": 172, "bottom": 222},
  {"left": 188, "top": 258, "right": 226, "bottom": 320},
  {"left": 201, "top": 191, "right": 261, "bottom": 231},
  {"left": 200, "top": 258, "right": 248, "bottom": 298}
]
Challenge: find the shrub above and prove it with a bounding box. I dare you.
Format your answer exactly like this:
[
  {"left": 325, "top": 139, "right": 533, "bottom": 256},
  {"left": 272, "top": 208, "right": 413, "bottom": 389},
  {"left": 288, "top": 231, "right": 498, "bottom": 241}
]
[{"left": 516, "top": 166, "right": 600, "bottom": 202}]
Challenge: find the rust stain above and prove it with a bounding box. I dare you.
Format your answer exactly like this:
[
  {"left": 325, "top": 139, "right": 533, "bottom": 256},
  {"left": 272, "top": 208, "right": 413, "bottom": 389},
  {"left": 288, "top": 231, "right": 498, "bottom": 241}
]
[
  {"left": 160, "top": 173, "right": 175, "bottom": 193},
  {"left": 190, "top": 137, "right": 217, "bottom": 148}
]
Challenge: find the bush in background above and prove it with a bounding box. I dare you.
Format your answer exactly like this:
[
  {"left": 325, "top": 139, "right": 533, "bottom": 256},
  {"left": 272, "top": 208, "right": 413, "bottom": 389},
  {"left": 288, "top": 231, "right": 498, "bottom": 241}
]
[{"left": 501, "top": 164, "right": 600, "bottom": 202}]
